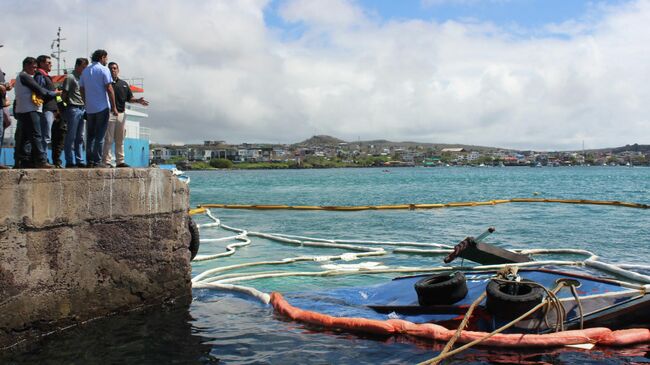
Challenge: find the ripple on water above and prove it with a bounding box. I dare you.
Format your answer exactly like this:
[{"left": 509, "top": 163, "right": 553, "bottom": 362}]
[{"left": 4, "top": 167, "right": 649, "bottom": 364}]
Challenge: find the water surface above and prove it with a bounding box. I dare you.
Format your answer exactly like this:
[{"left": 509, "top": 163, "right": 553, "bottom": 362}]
[{"left": 4, "top": 167, "right": 649, "bottom": 364}]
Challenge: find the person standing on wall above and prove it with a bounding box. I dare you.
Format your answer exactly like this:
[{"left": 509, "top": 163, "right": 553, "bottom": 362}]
[
  {"left": 14, "top": 57, "right": 61, "bottom": 168},
  {"left": 80, "top": 49, "right": 117, "bottom": 168},
  {"left": 0, "top": 64, "right": 13, "bottom": 169},
  {"left": 62, "top": 57, "right": 88, "bottom": 167},
  {"left": 49, "top": 94, "right": 67, "bottom": 168},
  {"left": 102, "top": 62, "right": 148, "bottom": 168},
  {"left": 34, "top": 55, "right": 57, "bottom": 163}
]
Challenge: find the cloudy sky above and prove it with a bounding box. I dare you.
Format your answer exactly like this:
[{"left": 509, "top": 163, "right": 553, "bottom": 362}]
[{"left": 2, "top": 0, "right": 649, "bottom": 150}]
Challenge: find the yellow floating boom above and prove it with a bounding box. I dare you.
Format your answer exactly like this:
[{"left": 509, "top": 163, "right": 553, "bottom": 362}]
[{"left": 195, "top": 198, "right": 649, "bottom": 212}]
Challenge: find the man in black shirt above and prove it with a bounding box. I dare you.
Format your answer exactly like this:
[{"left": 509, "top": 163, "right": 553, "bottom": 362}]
[{"left": 102, "top": 62, "right": 148, "bottom": 167}]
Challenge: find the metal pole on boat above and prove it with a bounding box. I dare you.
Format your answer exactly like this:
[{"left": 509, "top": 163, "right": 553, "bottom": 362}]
[{"left": 474, "top": 227, "right": 495, "bottom": 243}]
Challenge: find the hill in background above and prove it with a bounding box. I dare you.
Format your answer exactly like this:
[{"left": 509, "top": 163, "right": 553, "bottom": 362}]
[
  {"left": 611, "top": 144, "right": 650, "bottom": 154},
  {"left": 294, "top": 135, "right": 346, "bottom": 146},
  {"left": 292, "top": 135, "right": 648, "bottom": 154},
  {"left": 293, "top": 135, "right": 505, "bottom": 152}
]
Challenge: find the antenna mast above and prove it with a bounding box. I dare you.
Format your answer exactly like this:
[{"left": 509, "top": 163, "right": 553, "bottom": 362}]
[{"left": 50, "top": 27, "right": 67, "bottom": 75}]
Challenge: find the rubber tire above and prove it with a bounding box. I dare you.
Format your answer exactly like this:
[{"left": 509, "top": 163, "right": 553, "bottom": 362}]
[
  {"left": 414, "top": 272, "right": 468, "bottom": 305},
  {"left": 188, "top": 217, "right": 200, "bottom": 261},
  {"left": 486, "top": 279, "right": 544, "bottom": 321}
]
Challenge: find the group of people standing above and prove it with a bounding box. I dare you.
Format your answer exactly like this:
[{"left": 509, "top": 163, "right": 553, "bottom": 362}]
[{"left": 0, "top": 49, "right": 148, "bottom": 169}]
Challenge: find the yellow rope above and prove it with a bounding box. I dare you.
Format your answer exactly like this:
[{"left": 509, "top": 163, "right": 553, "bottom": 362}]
[
  {"left": 198, "top": 198, "right": 649, "bottom": 211},
  {"left": 430, "top": 291, "right": 487, "bottom": 365},
  {"left": 418, "top": 281, "right": 567, "bottom": 365}
]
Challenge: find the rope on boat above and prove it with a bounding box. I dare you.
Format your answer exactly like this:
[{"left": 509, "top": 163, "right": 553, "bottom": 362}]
[
  {"left": 421, "top": 279, "right": 571, "bottom": 365},
  {"left": 432, "top": 291, "right": 487, "bottom": 365},
  {"left": 570, "top": 285, "right": 585, "bottom": 330},
  {"left": 196, "top": 198, "right": 650, "bottom": 211},
  {"left": 423, "top": 274, "right": 594, "bottom": 364}
]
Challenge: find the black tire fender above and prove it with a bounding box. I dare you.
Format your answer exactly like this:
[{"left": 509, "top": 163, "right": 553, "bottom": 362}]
[
  {"left": 486, "top": 279, "right": 544, "bottom": 320},
  {"left": 414, "top": 272, "right": 468, "bottom": 305},
  {"left": 188, "top": 217, "right": 200, "bottom": 261}
]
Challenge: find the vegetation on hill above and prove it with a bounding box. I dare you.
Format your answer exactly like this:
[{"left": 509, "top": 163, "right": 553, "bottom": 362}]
[
  {"left": 291, "top": 135, "right": 504, "bottom": 153},
  {"left": 155, "top": 135, "right": 647, "bottom": 155},
  {"left": 611, "top": 144, "right": 650, "bottom": 154},
  {"left": 294, "top": 135, "right": 346, "bottom": 147}
]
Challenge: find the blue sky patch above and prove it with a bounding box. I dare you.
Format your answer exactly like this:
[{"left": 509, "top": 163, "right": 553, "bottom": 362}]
[{"left": 264, "top": 0, "right": 633, "bottom": 38}]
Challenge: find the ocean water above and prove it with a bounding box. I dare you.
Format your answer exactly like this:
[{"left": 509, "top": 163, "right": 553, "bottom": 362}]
[{"left": 3, "top": 167, "right": 650, "bottom": 364}]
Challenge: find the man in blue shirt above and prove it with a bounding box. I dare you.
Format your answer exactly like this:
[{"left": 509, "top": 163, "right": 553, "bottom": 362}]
[{"left": 80, "top": 49, "right": 117, "bottom": 167}]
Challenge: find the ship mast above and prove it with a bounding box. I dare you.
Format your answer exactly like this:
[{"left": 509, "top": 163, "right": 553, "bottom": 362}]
[{"left": 50, "top": 27, "right": 67, "bottom": 76}]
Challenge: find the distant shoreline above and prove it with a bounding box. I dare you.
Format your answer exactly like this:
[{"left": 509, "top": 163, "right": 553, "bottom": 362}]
[{"left": 183, "top": 164, "right": 647, "bottom": 171}]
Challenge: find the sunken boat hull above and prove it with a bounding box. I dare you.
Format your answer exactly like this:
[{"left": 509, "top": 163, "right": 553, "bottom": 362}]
[{"left": 283, "top": 267, "right": 650, "bottom": 334}]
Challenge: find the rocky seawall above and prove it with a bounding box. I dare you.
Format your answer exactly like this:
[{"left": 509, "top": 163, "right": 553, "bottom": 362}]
[{"left": 0, "top": 168, "right": 191, "bottom": 348}]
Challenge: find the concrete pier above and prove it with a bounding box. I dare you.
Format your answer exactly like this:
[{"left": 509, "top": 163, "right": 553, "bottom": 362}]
[{"left": 0, "top": 168, "right": 191, "bottom": 348}]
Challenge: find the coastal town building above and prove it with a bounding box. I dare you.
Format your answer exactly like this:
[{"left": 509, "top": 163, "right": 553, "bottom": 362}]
[{"left": 147, "top": 138, "right": 650, "bottom": 169}]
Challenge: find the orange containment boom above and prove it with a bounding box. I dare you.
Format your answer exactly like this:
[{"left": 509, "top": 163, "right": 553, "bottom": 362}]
[{"left": 269, "top": 292, "right": 650, "bottom": 347}]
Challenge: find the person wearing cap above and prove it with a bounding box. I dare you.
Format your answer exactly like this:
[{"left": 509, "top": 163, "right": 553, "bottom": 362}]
[{"left": 102, "top": 62, "right": 148, "bottom": 168}]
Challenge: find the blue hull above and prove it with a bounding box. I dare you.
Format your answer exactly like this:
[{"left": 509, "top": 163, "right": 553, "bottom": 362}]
[
  {"left": 0, "top": 137, "right": 149, "bottom": 167},
  {"left": 284, "top": 267, "right": 650, "bottom": 333}
]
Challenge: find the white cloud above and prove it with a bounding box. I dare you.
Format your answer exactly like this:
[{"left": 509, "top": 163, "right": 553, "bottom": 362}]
[
  {"left": 279, "top": 0, "right": 366, "bottom": 28},
  {"left": 1, "top": 0, "right": 649, "bottom": 150}
]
